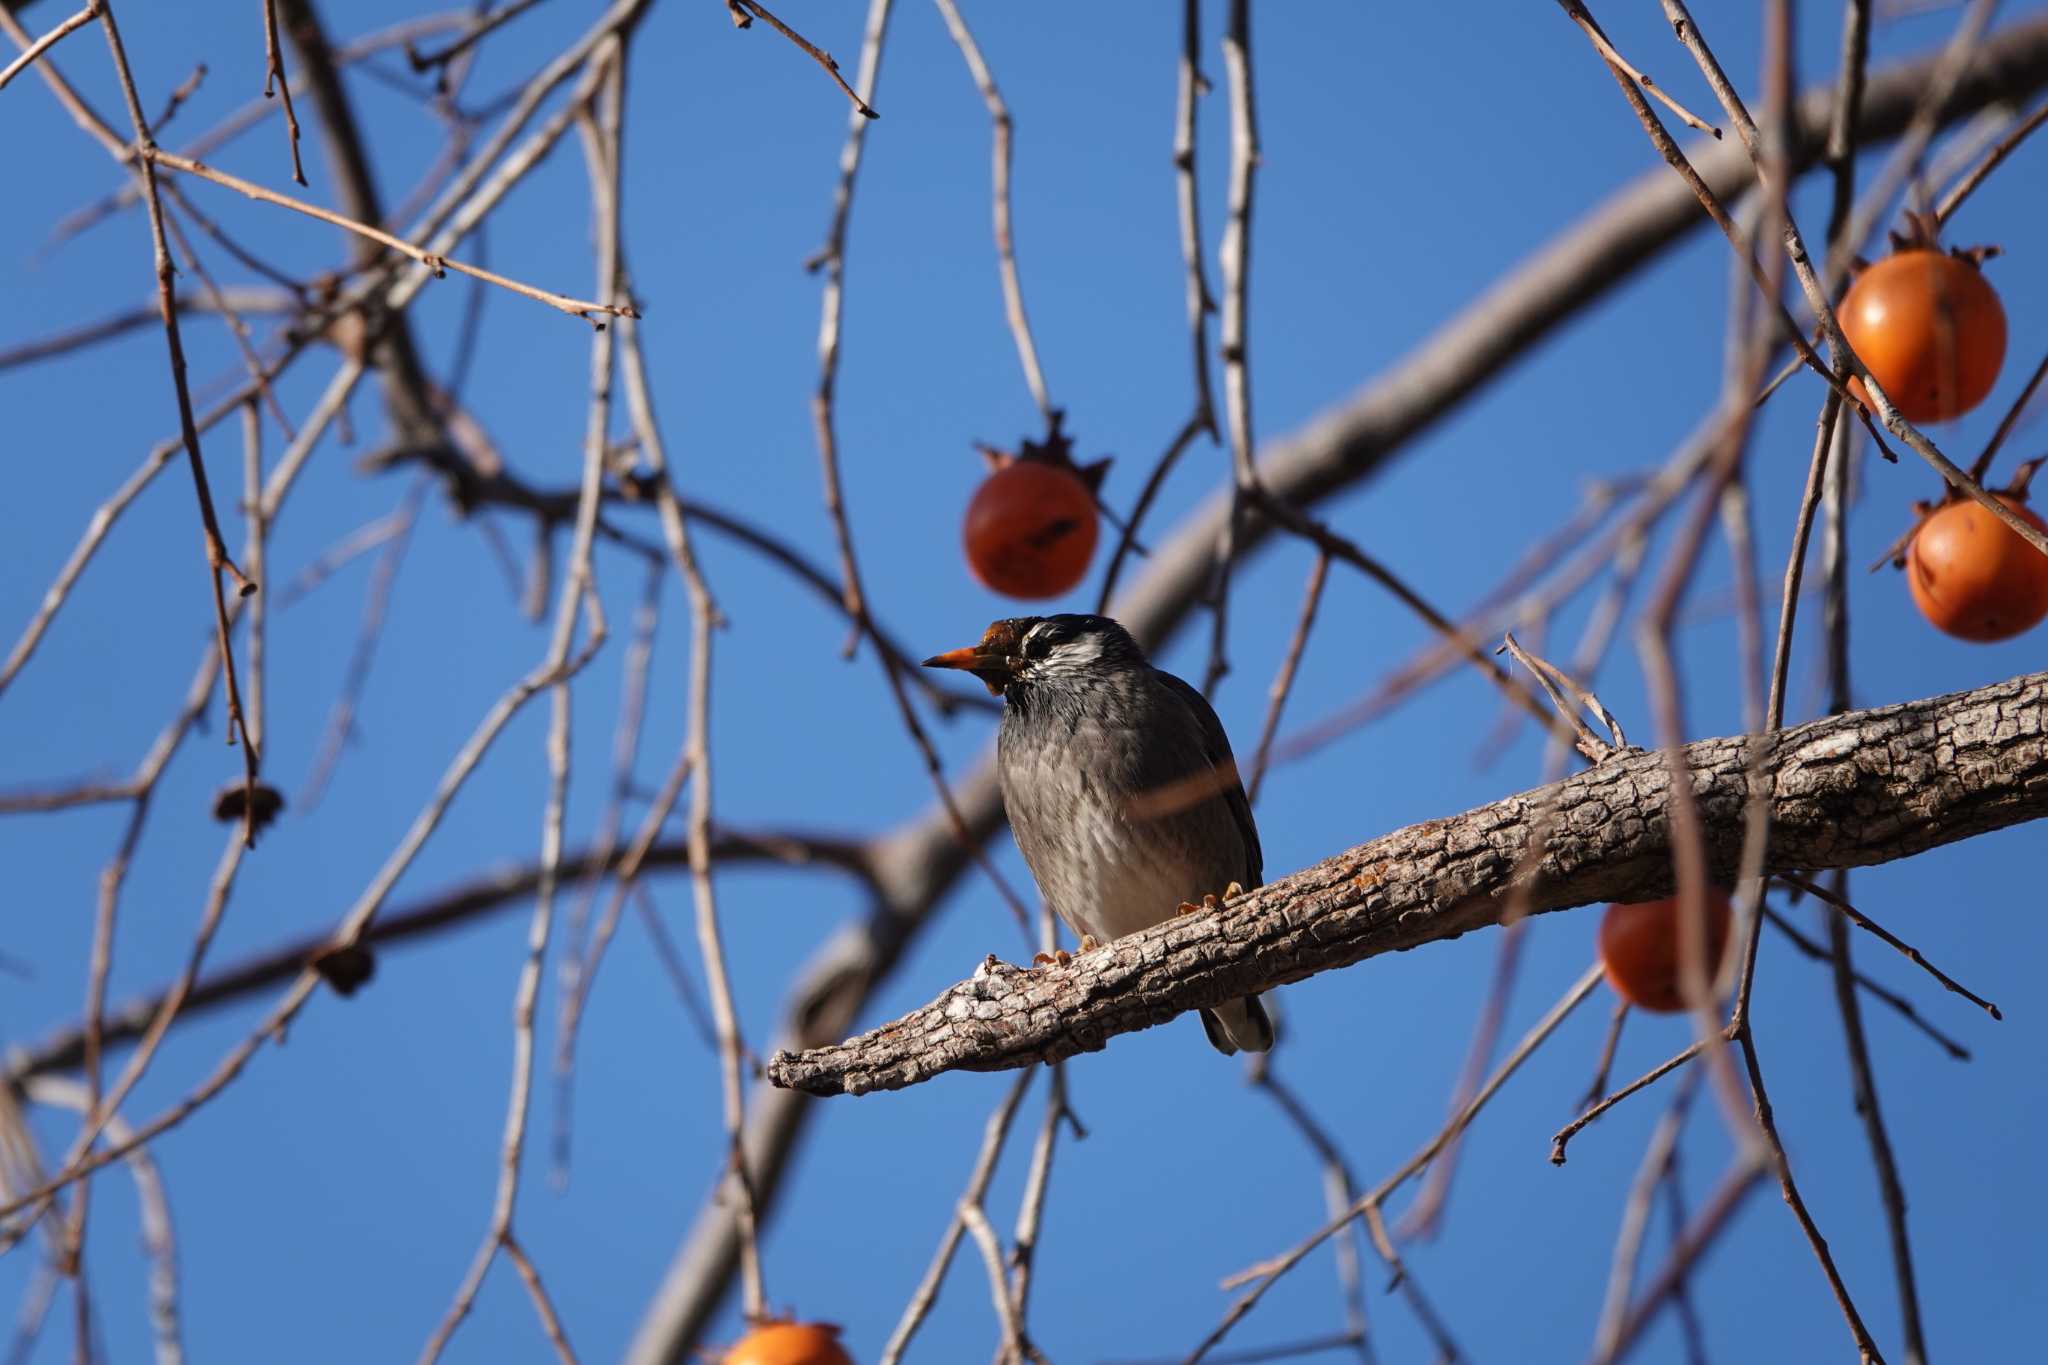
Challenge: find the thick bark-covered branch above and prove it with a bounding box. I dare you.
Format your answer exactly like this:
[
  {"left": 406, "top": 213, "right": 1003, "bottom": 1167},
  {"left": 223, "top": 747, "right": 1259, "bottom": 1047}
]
[{"left": 769, "top": 670, "right": 2047, "bottom": 1097}]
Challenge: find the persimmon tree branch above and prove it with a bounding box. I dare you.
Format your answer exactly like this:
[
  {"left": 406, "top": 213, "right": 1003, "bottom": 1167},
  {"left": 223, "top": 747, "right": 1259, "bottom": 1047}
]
[{"left": 769, "top": 668, "right": 2047, "bottom": 1096}]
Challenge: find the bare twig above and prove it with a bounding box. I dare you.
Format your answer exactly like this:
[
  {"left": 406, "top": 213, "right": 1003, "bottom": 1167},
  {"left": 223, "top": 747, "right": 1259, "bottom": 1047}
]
[
  {"left": 0, "top": 3, "right": 97, "bottom": 96},
  {"left": 1761, "top": 905, "right": 1968, "bottom": 1059},
  {"left": 1593, "top": 1150, "right": 1770, "bottom": 1365},
  {"left": 1827, "top": 879, "right": 1925, "bottom": 1364},
  {"left": 0, "top": 614, "right": 613, "bottom": 1227},
  {"left": 1591, "top": 1071, "right": 1700, "bottom": 1361},
  {"left": 1778, "top": 873, "right": 2000, "bottom": 1019},
  {"left": 421, "top": 42, "right": 624, "bottom": 1358},
  {"left": 1245, "top": 551, "right": 1328, "bottom": 803},
  {"left": 408, "top": 0, "right": 550, "bottom": 76},
  {"left": 1553, "top": 1, "right": 1722, "bottom": 138},
  {"left": 1185, "top": 965, "right": 1604, "bottom": 1362},
  {"left": 1097, "top": 0, "right": 1218, "bottom": 614},
  {"left": 1005, "top": 1062, "right": 1077, "bottom": 1350},
  {"left": 1935, "top": 97, "right": 2048, "bottom": 224},
  {"left": 90, "top": 0, "right": 264, "bottom": 852},
  {"left": 881, "top": 1073, "right": 1035, "bottom": 1364},
  {"left": 259, "top": 0, "right": 307, "bottom": 184},
  {"left": 727, "top": 0, "right": 875, "bottom": 117},
  {"left": 799, "top": 0, "right": 1032, "bottom": 940},
  {"left": 24, "top": 1079, "right": 184, "bottom": 1365},
  {"left": 142, "top": 146, "right": 635, "bottom": 325},
  {"left": 1204, "top": 0, "right": 1260, "bottom": 695},
  {"left": 1245, "top": 1058, "right": 1381, "bottom": 1362},
  {"left": 933, "top": 0, "right": 1049, "bottom": 417},
  {"left": 298, "top": 480, "right": 428, "bottom": 808}
]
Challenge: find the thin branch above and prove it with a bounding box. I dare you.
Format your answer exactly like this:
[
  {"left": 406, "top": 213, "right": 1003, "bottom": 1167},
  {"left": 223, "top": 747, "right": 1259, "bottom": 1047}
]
[
  {"left": 298, "top": 480, "right": 429, "bottom": 808},
  {"left": 1004, "top": 1062, "right": 1076, "bottom": 1351},
  {"left": 0, "top": 613, "right": 614, "bottom": 1226},
  {"left": 1935, "top": 96, "right": 2048, "bottom": 224},
  {"left": 0, "top": 3, "right": 96, "bottom": 97},
  {"left": 259, "top": 0, "right": 306, "bottom": 184},
  {"left": 1966, "top": 343, "right": 2048, "bottom": 485},
  {"left": 1245, "top": 1059, "right": 1383, "bottom": 1362},
  {"left": 408, "top": 0, "right": 550, "bottom": 76},
  {"left": 1778, "top": 873, "right": 2000, "bottom": 1019},
  {"left": 23, "top": 1079, "right": 183, "bottom": 1365},
  {"left": 1827, "top": 877, "right": 1925, "bottom": 1363},
  {"left": 1592, "top": 1072, "right": 1700, "bottom": 1361},
  {"left": 932, "top": 0, "right": 1049, "bottom": 417},
  {"left": 1762, "top": 905, "right": 1970, "bottom": 1060},
  {"left": 727, "top": 0, "right": 875, "bottom": 118},
  {"left": 1244, "top": 551, "right": 1328, "bottom": 803},
  {"left": 1737, "top": 1001, "right": 1882, "bottom": 1362},
  {"left": 799, "top": 0, "right": 1031, "bottom": 941},
  {"left": 141, "top": 146, "right": 635, "bottom": 325},
  {"left": 880, "top": 1072, "right": 1035, "bottom": 1364},
  {"left": 1593, "top": 1151, "right": 1770, "bottom": 1365},
  {"left": 0, "top": 287, "right": 297, "bottom": 373},
  {"left": 1186, "top": 965, "right": 1604, "bottom": 1362},
  {"left": 554, "top": 567, "right": 668, "bottom": 1185},
  {"left": 422, "top": 41, "right": 623, "bottom": 1355},
  {"left": 42, "top": 12, "right": 465, "bottom": 246},
  {"left": 1553, "top": 1, "right": 1722, "bottom": 138},
  {"left": 1204, "top": 0, "right": 1259, "bottom": 695},
  {"left": 90, "top": 0, "right": 264, "bottom": 854},
  {"left": 1096, "top": 0, "right": 1218, "bottom": 615}
]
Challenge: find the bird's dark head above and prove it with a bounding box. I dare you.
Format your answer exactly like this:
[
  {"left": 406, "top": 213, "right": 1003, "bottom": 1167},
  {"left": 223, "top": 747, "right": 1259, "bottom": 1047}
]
[{"left": 922, "top": 614, "right": 1146, "bottom": 697}]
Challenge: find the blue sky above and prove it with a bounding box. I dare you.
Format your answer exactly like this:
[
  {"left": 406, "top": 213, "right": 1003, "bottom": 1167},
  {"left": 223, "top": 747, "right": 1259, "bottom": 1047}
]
[{"left": 3, "top": 2, "right": 2046, "bottom": 1362}]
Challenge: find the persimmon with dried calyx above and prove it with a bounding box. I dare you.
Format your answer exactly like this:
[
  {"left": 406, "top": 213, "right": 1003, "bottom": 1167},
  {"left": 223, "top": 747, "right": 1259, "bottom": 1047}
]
[
  {"left": 963, "top": 411, "right": 1108, "bottom": 600},
  {"left": 1907, "top": 492, "right": 2048, "bottom": 642},
  {"left": 722, "top": 1317, "right": 854, "bottom": 1365},
  {"left": 1598, "top": 888, "right": 1733, "bottom": 1014},
  {"left": 1840, "top": 213, "right": 2005, "bottom": 425}
]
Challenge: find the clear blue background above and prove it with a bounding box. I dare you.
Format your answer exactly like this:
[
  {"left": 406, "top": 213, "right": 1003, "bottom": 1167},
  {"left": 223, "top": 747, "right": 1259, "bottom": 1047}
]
[{"left": 3, "top": 2, "right": 2045, "bottom": 1362}]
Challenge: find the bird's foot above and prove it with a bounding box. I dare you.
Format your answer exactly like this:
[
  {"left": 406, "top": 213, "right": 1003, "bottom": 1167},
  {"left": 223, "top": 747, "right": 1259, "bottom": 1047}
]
[
  {"left": 1031, "top": 949, "right": 1073, "bottom": 968},
  {"left": 1222, "top": 881, "right": 1245, "bottom": 900},
  {"left": 1176, "top": 900, "right": 1202, "bottom": 916},
  {"left": 1078, "top": 934, "right": 1101, "bottom": 953},
  {"left": 1201, "top": 892, "right": 1222, "bottom": 911}
]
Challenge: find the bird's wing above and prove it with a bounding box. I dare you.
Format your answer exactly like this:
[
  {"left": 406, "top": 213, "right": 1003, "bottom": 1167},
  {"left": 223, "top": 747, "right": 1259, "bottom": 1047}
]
[{"left": 1154, "top": 669, "right": 1264, "bottom": 887}]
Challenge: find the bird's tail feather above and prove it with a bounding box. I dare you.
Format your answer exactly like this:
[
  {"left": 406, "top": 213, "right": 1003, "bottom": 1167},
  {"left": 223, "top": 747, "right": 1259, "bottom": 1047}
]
[{"left": 1199, "top": 995, "right": 1274, "bottom": 1055}]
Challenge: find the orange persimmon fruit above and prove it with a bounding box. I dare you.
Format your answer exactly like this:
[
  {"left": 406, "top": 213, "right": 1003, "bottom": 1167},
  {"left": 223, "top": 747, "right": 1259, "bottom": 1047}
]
[
  {"left": 723, "top": 1318, "right": 855, "bottom": 1365},
  {"left": 1598, "top": 889, "right": 1734, "bottom": 1014},
  {"left": 1841, "top": 247, "right": 2005, "bottom": 424},
  {"left": 964, "top": 458, "right": 1099, "bottom": 600},
  {"left": 1906, "top": 494, "right": 2048, "bottom": 642}
]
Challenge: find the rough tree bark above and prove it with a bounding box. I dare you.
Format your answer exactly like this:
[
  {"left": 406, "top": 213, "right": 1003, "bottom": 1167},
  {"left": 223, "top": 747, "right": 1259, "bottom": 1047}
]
[{"left": 768, "top": 669, "right": 2047, "bottom": 1096}]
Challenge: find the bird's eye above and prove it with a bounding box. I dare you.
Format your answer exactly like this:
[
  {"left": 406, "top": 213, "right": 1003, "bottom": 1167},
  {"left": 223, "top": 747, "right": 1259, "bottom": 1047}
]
[{"left": 1021, "top": 624, "right": 1064, "bottom": 658}]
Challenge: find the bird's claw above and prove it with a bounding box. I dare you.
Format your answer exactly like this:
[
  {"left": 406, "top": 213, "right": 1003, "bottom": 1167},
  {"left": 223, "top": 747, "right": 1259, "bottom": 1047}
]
[
  {"left": 1078, "top": 934, "right": 1101, "bottom": 953},
  {"left": 1031, "top": 949, "right": 1073, "bottom": 968},
  {"left": 1180, "top": 884, "right": 1244, "bottom": 917}
]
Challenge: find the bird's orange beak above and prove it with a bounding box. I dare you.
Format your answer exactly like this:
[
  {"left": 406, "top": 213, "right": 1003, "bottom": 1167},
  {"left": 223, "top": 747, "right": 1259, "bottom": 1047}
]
[{"left": 922, "top": 643, "right": 1013, "bottom": 697}]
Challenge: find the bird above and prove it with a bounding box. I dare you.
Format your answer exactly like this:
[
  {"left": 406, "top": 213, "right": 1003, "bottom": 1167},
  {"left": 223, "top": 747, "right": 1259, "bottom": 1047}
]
[{"left": 923, "top": 613, "right": 1273, "bottom": 1054}]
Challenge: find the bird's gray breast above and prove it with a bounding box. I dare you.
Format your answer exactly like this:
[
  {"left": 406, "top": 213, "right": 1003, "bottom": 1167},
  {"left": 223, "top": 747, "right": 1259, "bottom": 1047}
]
[{"left": 998, "top": 676, "right": 1252, "bottom": 944}]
